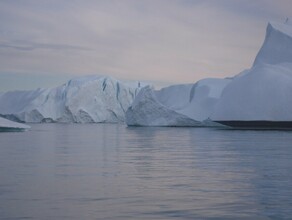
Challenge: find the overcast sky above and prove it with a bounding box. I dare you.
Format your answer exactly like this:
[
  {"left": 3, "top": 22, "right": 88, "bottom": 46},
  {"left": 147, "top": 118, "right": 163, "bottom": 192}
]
[{"left": 0, "top": 0, "right": 291, "bottom": 91}]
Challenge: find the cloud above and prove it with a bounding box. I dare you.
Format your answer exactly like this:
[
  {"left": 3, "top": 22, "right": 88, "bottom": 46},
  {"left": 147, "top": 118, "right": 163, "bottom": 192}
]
[
  {"left": 0, "top": 0, "right": 291, "bottom": 91},
  {"left": 0, "top": 41, "right": 92, "bottom": 51}
]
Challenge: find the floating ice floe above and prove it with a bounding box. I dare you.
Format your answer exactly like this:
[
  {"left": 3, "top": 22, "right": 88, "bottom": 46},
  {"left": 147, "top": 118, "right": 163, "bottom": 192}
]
[{"left": 0, "top": 116, "right": 30, "bottom": 132}]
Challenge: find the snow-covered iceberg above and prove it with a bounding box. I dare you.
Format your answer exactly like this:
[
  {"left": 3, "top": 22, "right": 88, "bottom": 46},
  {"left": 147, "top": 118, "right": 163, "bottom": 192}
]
[
  {"left": 212, "top": 19, "right": 292, "bottom": 128},
  {"left": 0, "top": 75, "right": 145, "bottom": 123},
  {"left": 0, "top": 116, "right": 30, "bottom": 131},
  {"left": 126, "top": 78, "right": 231, "bottom": 126}
]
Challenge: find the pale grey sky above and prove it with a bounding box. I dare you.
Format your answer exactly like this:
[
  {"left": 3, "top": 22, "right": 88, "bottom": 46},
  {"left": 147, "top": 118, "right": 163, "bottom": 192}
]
[{"left": 0, "top": 0, "right": 291, "bottom": 91}]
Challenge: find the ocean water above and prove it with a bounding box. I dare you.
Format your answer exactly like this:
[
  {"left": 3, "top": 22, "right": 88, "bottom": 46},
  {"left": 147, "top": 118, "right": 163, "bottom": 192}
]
[{"left": 0, "top": 124, "right": 291, "bottom": 220}]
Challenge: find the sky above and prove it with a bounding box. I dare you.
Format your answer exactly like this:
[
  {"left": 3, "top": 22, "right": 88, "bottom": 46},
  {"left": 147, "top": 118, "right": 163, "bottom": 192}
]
[{"left": 0, "top": 0, "right": 291, "bottom": 91}]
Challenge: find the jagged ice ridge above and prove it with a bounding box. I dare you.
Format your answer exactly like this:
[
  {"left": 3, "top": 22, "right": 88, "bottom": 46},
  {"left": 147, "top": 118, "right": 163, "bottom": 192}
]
[{"left": 0, "top": 75, "right": 146, "bottom": 123}]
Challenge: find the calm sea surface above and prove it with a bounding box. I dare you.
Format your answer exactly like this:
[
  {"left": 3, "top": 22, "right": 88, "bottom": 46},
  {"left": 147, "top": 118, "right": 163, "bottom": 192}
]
[{"left": 0, "top": 124, "right": 291, "bottom": 220}]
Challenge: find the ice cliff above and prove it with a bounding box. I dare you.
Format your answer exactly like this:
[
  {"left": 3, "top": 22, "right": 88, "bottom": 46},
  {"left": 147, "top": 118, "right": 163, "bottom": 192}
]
[{"left": 0, "top": 76, "right": 145, "bottom": 123}]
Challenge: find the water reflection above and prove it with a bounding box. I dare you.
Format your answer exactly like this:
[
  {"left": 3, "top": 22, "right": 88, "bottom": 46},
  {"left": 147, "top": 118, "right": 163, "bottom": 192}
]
[
  {"left": 121, "top": 127, "right": 292, "bottom": 219},
  {"left": 0, "top": 124, "right": 291, "bottom": 219}
]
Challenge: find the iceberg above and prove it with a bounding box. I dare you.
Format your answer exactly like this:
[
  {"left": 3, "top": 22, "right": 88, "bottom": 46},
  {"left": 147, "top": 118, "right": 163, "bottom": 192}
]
[
  {"left": 126, "top": 86, "right": 201, "bottom": 126},
  {"left": 0, "top": 116, "right": 30, "bottom": 132},
  {"left": 2, "top": 19, "right": 290, "bottom": 128},
  {"left": 127, "top": 18, "right": 292, "bottom": 128},
  {"left": 0, "top": 75, "right": 146, "bottom": 123},
  {"left": 126, "top": 78, "right": 230, "bottom": 126},
  {"left": 212, "top": 19, "right": 292, "bottom": 128}
]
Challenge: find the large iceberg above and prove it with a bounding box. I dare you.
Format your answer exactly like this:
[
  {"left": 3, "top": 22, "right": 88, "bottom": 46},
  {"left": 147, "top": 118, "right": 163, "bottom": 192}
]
[
  {"left": 127, "top": 18, "right": 292, "bottom": 128},
  {"left": 126, "top": 78, "right": 231, "bottom": 126},
  {"left": 0, "top": 116, "right": 30, "bottom": 131},
  {"left": 2, "top": 19, "right": 291, "bottom": 128},
  {"left": 0, "top": 75, "right": 145, "bottom": 123},
  {"left": 212, "top": 19, "right": 292, "bottom": 128}
]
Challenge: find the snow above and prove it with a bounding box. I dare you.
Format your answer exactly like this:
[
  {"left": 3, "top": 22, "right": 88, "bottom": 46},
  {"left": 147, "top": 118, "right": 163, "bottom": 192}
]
[
  {"left": 126, "top": 78, "right": 230, "bottom": 126},
  {"left": 0, "top": 116, "right": 30, "bottom": 131},
  {"left": 0, "top": 76, "right": 146, "bottom": 123},
  {"left": 212, "top": 19, "right": 292, "bottom": 122}
]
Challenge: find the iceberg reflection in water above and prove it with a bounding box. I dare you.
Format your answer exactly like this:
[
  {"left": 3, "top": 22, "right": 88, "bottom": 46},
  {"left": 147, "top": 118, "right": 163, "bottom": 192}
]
[{"left": 0, "top": 124, "right": 291, "bottom": 219}]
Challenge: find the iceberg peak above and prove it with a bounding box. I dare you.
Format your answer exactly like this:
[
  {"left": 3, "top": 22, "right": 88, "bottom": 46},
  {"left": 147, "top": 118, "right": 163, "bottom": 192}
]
[{"left": 253, "top": 19, "right": 292, "bottom": 66}]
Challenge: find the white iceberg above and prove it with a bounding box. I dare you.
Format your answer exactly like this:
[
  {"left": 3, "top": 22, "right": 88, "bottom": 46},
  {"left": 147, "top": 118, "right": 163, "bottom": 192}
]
[
  {"left": 127, "top": 19, "right": 292, "bottom": 128},
  {"left": 0, "top": 116, "right": 30, "bottom": 131},
  {"left": 126, "top": 86, "right": 201, "bottom": 126},
  {"left": 211, "top": 19, "right": 292, "bottom": 128},
  {"left": 126, "top": 78, "right": 230, "bottom": 126},
  {"left": 0, "top": 75, "right": 146, "bottom": 123},
  {"left": 2, "top": 19, "right": 291, "bottom": 128}
]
